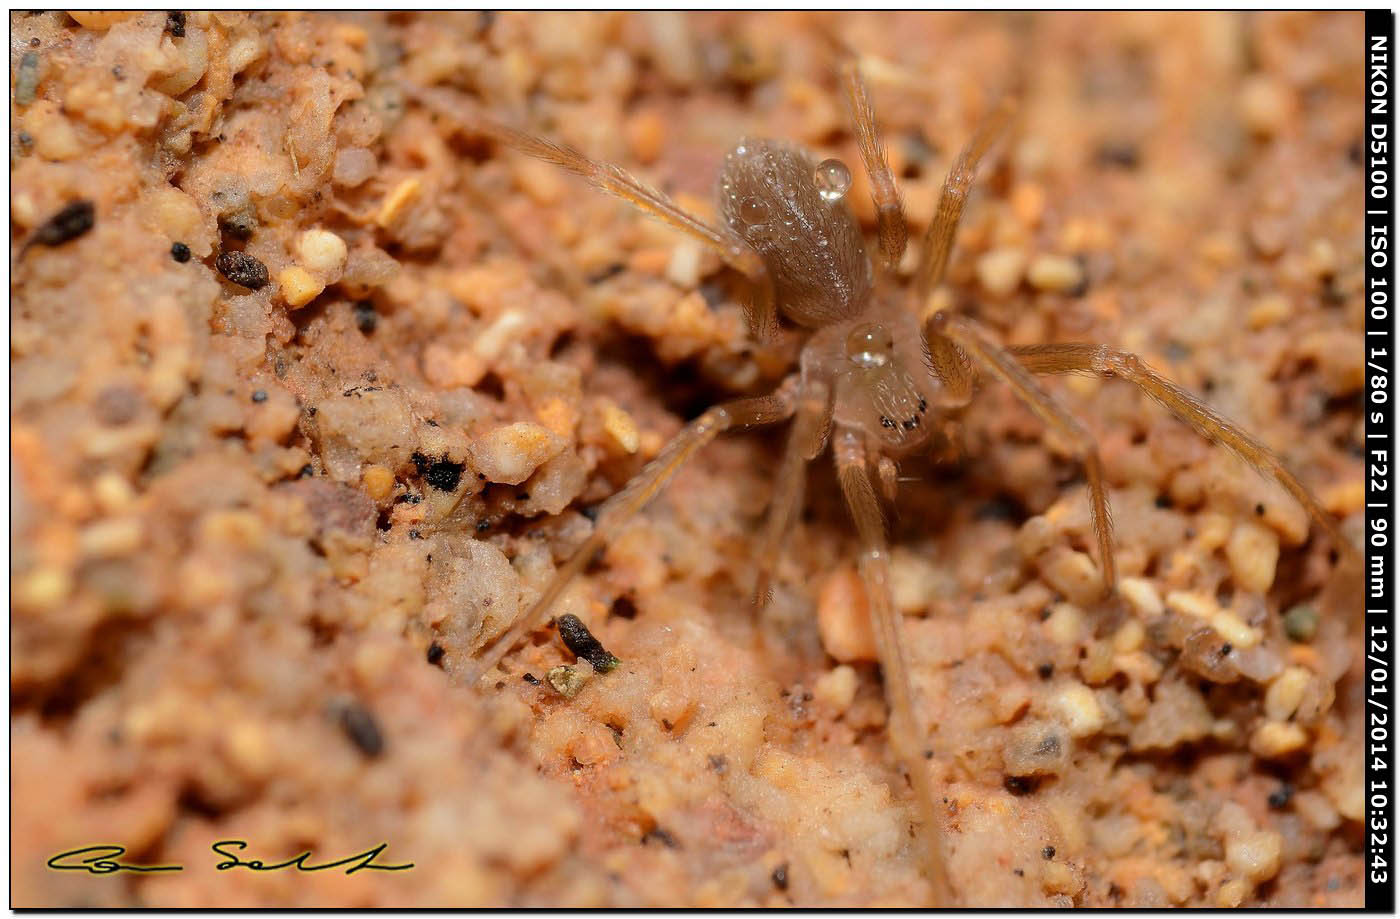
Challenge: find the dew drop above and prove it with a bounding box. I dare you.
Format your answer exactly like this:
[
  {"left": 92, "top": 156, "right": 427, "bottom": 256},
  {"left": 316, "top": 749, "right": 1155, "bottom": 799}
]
[
  {"left": 814, "top": 158, "right": 852, "bottom": 202},
  {"left": 739, "top": 196, "right": 768, "bottom": 225}
]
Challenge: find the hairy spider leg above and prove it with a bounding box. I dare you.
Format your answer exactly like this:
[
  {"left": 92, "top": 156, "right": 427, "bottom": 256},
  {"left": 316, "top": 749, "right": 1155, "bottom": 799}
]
[
  {"left": 833, "top": 426, "right": 954, "bottom": 906},
  {"left": 753, "top": 378, "right": 831, "bottom": 607},
  {"left": 409, "top": 85, "right": 780, "bottom": 342},
  {"left": 840, "top": 60, "right": 908, "bottom": 272},
  {"left": 461, "top": 379, "right": 800, "bottom": 687},
  {"left": 931, "top": 313, "right": 1118, "bottom": 596},
  {"left": 912, "top": 97, "right": 1017, "bottom": 307},
  {"left": 913, "top": 97, "right": 1016, "bottom": 408},
  {"left": 1009, "top": 343, "right": 1359, "bottom": 566}
]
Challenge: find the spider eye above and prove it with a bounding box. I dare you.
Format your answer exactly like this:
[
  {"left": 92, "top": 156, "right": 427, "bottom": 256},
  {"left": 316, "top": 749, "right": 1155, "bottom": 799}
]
[{"left": 845, "top": 323, "right": 893, "bottom": 368}]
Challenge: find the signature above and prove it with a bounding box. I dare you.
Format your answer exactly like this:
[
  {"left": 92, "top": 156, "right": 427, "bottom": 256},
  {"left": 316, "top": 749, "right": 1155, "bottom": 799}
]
[
  {"left": 46, "top": 846, "right": 181, "bottom": 874},
  {"left": 48, "top": 841, "right": 413, "bottom": 875},
  {"left": 211, "top": 840, "right": 413, "bottom": 874}
]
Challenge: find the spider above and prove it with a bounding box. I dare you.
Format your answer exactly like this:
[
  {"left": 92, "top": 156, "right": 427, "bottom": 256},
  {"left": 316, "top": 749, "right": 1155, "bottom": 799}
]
[{"left": 409, "top": 59, "right": 1354, "bottom": 905}]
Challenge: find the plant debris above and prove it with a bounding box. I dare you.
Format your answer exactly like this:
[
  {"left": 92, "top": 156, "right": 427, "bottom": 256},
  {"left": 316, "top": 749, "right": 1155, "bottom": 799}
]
[
  {"left": 411, "top": 452, "right": 465, "bottom": 493},
  {"left": 26, "top": 200, "right": 95, "bottom": 251},
  {"left": 338, "top": 701, "right": 385, "bottom": 758},
  {"left": 557, "top": 614, "right": 621, "bottom": 673},
  {"left": 215, "top": 250, "right": 270, "bottom": 289}
]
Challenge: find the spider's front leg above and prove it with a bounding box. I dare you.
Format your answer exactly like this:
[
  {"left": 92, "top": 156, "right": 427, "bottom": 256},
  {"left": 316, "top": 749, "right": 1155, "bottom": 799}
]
[
  {"left": 833, "top": 425, "right": 954, "bottom": 906},
  {"left": 1008, "top": 342, "right": 1360, "bottom": 566},
  {"left": 911, "top": 97, "right": 1017, "bottom": 307},
  {"left": 930, "top": 312, "right": 1119, "bottom": 597},
  {"left": 839, "top": 60, "right": 907, "bottom": 271},
  {"left": 461, "top": 377, "right": 801, "bottom": 687}
]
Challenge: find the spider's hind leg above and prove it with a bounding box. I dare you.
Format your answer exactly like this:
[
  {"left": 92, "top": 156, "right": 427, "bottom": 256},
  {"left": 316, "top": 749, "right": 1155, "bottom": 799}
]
[{"left": 753, "top": 379, "right": 831, "bottom": 608}]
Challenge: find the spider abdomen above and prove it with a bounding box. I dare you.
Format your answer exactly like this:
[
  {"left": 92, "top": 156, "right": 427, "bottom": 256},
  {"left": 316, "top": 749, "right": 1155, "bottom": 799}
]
[{"left": 718, "top": 138, "right": 872, "bottom": 328}]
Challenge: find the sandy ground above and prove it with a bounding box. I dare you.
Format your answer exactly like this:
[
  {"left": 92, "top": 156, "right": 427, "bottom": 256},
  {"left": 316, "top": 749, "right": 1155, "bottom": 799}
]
[{"left": 10, "top": 11, "right": 1365, "bottom": 907}]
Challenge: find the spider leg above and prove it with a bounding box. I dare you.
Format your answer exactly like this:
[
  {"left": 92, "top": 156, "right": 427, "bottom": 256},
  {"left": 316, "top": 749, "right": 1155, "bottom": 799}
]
[
  {"left": 753, "top": 378, "right": 831, "bottom": 607},
  {"left": 910, "top": 97, "right": 1017, "bottom": 310},
  {"left": 839, "top": 59, "right": 908, "bottom": 271},
  {"left": 924, "top": 325, "right": 977, "bottom": 407},
  {"left": 409, "top": 85, "right": 779, "bottom": 342},
  {"left": 931, "top": 314, "right": 1118, "bottom": 597},
  {"left": 1009, "top": 342, "right": 1360, "bottom": 565},
  {"left": 462, "top": 377, "right": 801, "bottom": 687},
  {"left": 833, "top": 425, "right": 953, "bottom": 905}
]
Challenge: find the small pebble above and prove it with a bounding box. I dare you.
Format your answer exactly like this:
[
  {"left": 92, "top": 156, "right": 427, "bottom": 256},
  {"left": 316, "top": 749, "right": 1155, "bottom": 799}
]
[
  {"left": 353, "top": 300, "right": 378, "bottom": 334},
  {"left": 1240, "top": 76, "right": 1294, "bottom": 137},
  {"left": 334, "top": 147, "right": 378, "bottom": 187},
  {"left": 218, "top": 206, "right": 258, "bottom": 241},
  {"left": 1225, "top": 829, "right": 1283, "bottom": 883},
  {"left": 362, "top": 464, "right": 395, "bottom": 502},
  {"left": 816, "top": 567, "right": 876, "bottom": 663},
  {"left": 1050, "top": 683, "right": 1105, "bottom": 738},
  {"left": 1282, "top": 604, "right": 1319, "bottom": 642},
  {"left": 1250, "top": 720, "right": 1308, "bottom": 758},
  {"left": 466, "top": 422, "right": 564, "bottom": 486},
  {"left": 215, "top": 251, "right": 270, "bottom": 290},
  {"left": 1263, "top": 666, "right": 1311, "bottom": 722},
  {"left": 377, "top": 176, "right": 422, "bottom": 227},
  {"left": 170, "top": 241, "right": 191, "bottom": 263},
  {"left": 278, "top": 265, "right": 324, "bottom": 308},
  {"left": 1027, "top": 254, "right": 1085, "bottom": 294},
  {"left": 166, "top": 11, "right": 186, "bottom": 37},
  {"left": 1043, "top": 602, "right": 1087, "bottom": 647},
  {"left": 15, "top": 51, "right": 41, "bottom": 107},
  {"left": 546, "top": 664, "right": 589, "bottom": 698},
  {"left": 1216, "top": 878, "right": 1248, "bottom": 908},
  {"left": 976, "top": 248, "right": 1027, "bottom": 297},
  {"left": 1246, "top": 293, "right": 1292, "bottom": 329},
  {"left": 813, "top": 664, "right": 858, "bottom": 712},
  {"left": 426, "top": 641, "right": 445, "bottom": 666},
  {"left": 600, "top": 401, "right": 640, "bottom": 454},
  {"left": 1118, "top": 577, "right": 1163, "bottom": 619},
  {"left": 1225, "top": 520, "right": 1279, "bottom": 595},
  {"left": 1039, "top": 548, "right": 1101, "bottom": 608},
  {"left": 296, "top": 228, "right": 348, "bottom": 278}
]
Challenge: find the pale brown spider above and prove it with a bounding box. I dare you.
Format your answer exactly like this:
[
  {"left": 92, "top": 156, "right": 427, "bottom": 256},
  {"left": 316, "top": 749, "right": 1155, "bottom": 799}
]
[{"left": 411, "top": 62, "right": 1354, "bottom": 905}]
